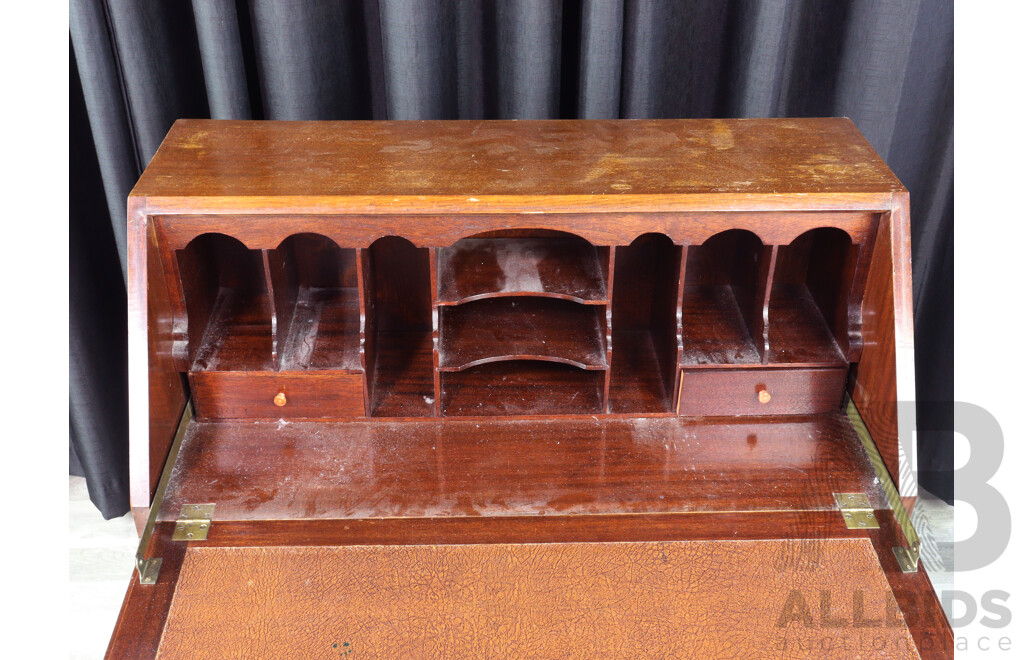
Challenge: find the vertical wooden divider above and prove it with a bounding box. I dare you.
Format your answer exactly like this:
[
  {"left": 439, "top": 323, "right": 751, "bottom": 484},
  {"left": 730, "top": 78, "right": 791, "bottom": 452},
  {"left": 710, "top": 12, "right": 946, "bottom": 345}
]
[
  {"left": 756, "top": 246, "right": 779, "bottom": 363},
  {"left": 602, "top": 247, "right": 615, "bottom": 413},
  {"left": 428, "top": 247, "right": 442, "bottom": 416},
  {"left": 355, "top": 247, "right": 374, "bottom": 416},
  {"left": 671, "top": 246, "right": 688, "bottom": 413},
  {"left": 261, "top": 250, "right": 281, "bottom": 370},
  {"left": 844, "top": 225, "right": 879, "bottom": 363}
]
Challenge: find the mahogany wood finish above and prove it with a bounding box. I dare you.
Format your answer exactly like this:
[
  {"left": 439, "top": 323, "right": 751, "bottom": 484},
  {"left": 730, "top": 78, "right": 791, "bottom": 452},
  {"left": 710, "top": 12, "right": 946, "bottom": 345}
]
[
  {"left": 119, "top": 119, "right": 939, "bottom": 656},
  {"left": 439, "top": 298, "right": 608, "bottom": 371},
  {"left": 610, "top": 233, "right": 681, "bottom": 413},
  {"left": 437, "top": 236, "right": 609, "bottom": 305},
  {"left": 133, "top": 216, "right": 189, "bottom": 532},
  {"left": 852, "top": 203, "right": 916, "bottom": 491},
  {"left": 441, "top": 361, "right": 606, "bottom": 416},
  {"left": 677, "top": 367, "right": 847, "bottom": 416},
  {"left": 158, "top": 414, "right": 886, "bottom": 521},
  {"left": 190, "top": 371, "right": 364, "bottom": 420}
]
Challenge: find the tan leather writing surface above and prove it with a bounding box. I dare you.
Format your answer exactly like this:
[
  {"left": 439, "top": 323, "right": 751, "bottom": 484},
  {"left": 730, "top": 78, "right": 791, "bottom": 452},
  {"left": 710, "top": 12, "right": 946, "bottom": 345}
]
[{"left": 158, "top": 539, "right": 918, "bottom": 659}]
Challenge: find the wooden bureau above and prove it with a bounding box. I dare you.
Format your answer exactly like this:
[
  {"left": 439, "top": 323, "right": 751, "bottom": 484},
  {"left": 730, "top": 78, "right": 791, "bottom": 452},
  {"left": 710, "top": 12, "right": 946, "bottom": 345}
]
[{"left": 108, "top": 118, "right": 951, "bottom": 658}]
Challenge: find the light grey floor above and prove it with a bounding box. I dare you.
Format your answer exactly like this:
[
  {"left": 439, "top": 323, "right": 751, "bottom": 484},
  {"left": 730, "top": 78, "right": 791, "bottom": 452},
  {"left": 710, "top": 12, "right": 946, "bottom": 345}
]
[
  {"left": 69, "top": 476, "right": 954, "bottom": 659},
  {"left": 69, "top": 476, "right": 137, "bottom": 660},
  {"left": 911, "top": 487, "right": 955, "bottom": 616}
]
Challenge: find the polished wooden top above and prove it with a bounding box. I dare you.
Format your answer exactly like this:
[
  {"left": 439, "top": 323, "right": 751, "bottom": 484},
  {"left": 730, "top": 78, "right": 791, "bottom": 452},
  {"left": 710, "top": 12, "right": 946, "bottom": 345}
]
[{"left": 131, "top": 118, "right": 904, "bottom": 214}]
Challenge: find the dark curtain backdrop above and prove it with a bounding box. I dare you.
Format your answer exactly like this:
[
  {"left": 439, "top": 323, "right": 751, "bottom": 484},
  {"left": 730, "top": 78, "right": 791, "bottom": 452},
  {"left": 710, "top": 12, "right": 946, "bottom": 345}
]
[{"left": 70, "top": 0, "right": 954, "bottom": 517}]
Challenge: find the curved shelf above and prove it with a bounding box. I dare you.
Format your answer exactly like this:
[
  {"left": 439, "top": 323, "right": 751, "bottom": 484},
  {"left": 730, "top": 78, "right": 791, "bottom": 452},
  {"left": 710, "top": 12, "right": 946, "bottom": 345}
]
[
  {"left": 437, "top": 238, "right": 608, "bottom": 305},
  {"left": 438, "top": 298, "right": 608, "bottom": 372},
  {"left": 440, "top": 361, "right": 605, "bottom": 416},
  {"left": 440, "top": 354, "right": 602, "bottom": 373}
]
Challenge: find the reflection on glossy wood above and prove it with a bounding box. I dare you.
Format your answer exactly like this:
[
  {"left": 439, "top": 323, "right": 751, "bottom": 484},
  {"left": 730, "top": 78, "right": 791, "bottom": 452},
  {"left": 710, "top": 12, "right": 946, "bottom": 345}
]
[{"left": 159, "top": 414, "right": 885, "bottom": 521}]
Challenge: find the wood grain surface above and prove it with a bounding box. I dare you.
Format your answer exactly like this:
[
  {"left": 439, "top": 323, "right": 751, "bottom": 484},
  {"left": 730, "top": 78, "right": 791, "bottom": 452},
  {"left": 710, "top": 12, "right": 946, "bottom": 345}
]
[
  {"left": 436, "top": 237, "right": 608, "bottom": 305},
  {"left": 438, "top": 297, "right": 608, "bottom": 371},
  {"left": 133, "top": 119, "right": 903, "bottom": 203},
  {"left": 190, "top": 371, "right": 365, "bottom": 419},
  {"left": 677, "top": 367, "right": 847, "bottom": 416},
  {"left": 157, "top": 413, "right": 886, "bottom": 522}
]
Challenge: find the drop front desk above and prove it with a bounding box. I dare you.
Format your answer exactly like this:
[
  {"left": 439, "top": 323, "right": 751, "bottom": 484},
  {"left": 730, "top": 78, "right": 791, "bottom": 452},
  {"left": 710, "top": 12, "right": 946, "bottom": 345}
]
[{"left": 107, "top": 118, "right": 952, "bottom": 658}]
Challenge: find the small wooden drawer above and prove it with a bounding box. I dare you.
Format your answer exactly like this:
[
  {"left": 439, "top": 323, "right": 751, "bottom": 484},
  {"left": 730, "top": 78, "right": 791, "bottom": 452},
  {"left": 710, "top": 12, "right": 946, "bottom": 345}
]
[
  {"left": 191, "top": 371, "right": 365, "bottom": 419},
  {"left": 677, "top": 367, "right": 846, "bottom": 416}
]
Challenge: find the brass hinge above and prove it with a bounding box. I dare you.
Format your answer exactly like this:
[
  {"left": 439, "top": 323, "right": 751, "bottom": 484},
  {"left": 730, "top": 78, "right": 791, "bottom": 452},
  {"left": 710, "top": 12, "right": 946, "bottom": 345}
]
[
  {"left": 846, "top": 399, "right": 921, "bottom": 573},
  {"left": 172, "top": 503, "right": 215, "bottom": 541},
  {"left": 834, "top": 493, "right": 880, "bottom": 529},
  {"left": 135, "top": 402, "right": 193, "bottom": 585}
]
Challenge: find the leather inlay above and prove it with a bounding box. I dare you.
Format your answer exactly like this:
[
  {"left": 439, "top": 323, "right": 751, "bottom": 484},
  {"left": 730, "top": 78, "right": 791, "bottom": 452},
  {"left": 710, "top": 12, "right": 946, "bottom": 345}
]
[{"left": 157, "top": 539, "right": 918, "bottom": 659}]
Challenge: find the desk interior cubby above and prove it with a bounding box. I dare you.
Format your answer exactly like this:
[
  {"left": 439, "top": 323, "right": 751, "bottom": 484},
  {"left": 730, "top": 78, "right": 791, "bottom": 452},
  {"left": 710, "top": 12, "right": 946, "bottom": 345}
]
[
  {"left": 680, "top": 230, "right": 770, "bottom": 366},
  {"left": 362, "top": 236, "right": 435, "bottom": 417},
  {"left": 178, "top": 233, "right": 273, "bottom": 372},
  {"left": 436, "top": 232, "right": 611, "bottom": 416},
  {"left": 266, "top": 233, "right": 360, "bottom": 372},
  {"left": 171, "top": 221, "right": 869, "bottom": 420},
  {"left": 766, "top": 228, "right": 853, "bottom": 365},
  {"left": 608, "top": 234, "right": 682, "bottom": 413}
]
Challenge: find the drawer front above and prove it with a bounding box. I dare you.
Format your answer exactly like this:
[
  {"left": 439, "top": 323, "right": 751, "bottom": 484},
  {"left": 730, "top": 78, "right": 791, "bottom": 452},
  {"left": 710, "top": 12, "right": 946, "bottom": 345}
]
[
  {"left": 191, "top": 371, "right": 365, "bottom": 419},
  {"left": 677, "top": 367, "right": 846, "bottom": 416}
]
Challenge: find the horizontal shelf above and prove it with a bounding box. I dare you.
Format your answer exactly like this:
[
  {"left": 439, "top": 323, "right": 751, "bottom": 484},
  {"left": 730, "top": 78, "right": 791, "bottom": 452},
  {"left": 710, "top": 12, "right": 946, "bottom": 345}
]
[
  {"left": 279, "top": 287, "right": 361, "bottom": 371},
  {"left": 437, "top": 238, "right": 607, "bottom": 305},
  {"left": 192, "top": 287, "right": 274, "bottom": 372},
  {"left": 680, "top": 285, "right": 761, "bottom": 366},
  {"left": 441, "top": 362, "right": 605, "bottom": 416},
  {"left": 159, "top": 413, "right": 885, "bottom": 521},
  {"left": 766, "top": 284, "right": 846, "bottom": 365},
  {"left": 439, "top": 298, "right": 608, "bottom": 371}
]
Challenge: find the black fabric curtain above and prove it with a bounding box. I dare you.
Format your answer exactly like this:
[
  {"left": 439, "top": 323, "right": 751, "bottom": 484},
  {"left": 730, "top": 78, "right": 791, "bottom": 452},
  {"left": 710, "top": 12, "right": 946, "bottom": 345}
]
[{"left": 70, "top": 0, "right": 954, "bottom": 518}]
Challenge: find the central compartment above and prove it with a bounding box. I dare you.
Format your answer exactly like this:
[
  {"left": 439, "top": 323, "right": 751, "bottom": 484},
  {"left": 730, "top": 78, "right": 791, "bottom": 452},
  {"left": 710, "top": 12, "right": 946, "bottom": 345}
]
[{"left": 436, "top": 232, "right": 611, "bottom": 416}]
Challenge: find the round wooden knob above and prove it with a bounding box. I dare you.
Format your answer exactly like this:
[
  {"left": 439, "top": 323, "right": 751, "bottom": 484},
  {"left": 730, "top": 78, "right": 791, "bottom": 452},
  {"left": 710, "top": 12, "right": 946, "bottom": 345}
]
[
  {"left": 273, "top": 391, "right": 287, "bottom": 407},
  {"left": 757, "top": 387, "right": 771, "bottom": 404}
]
